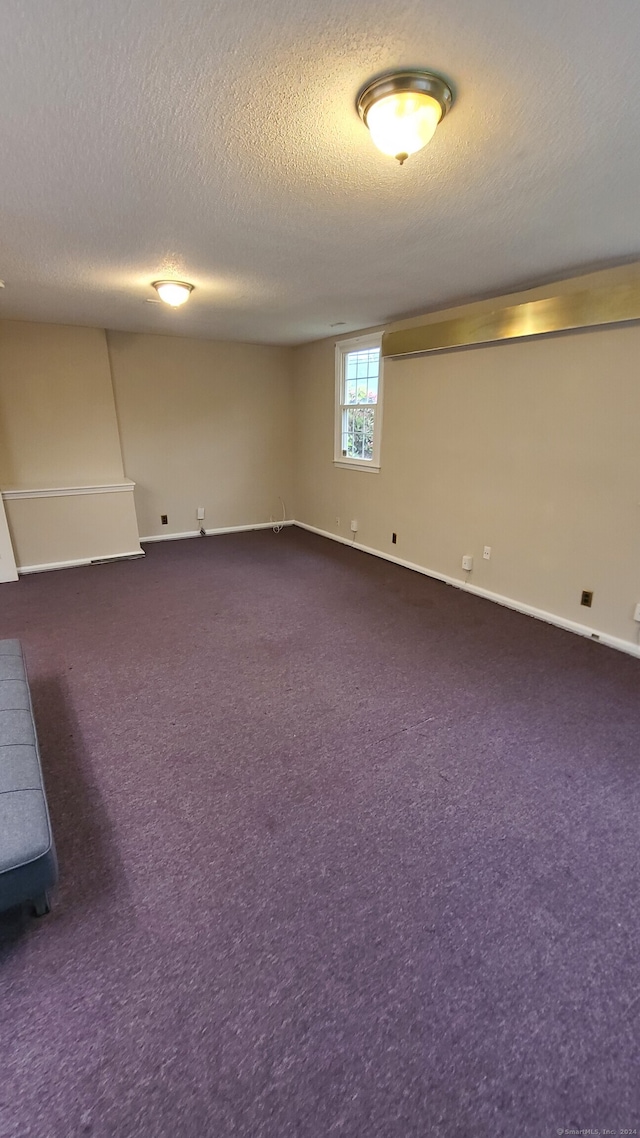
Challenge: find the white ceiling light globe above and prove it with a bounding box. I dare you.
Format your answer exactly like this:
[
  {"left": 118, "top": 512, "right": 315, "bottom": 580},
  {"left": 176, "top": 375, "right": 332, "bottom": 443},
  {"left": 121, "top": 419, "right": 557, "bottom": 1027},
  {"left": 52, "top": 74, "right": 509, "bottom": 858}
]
[
  {"left": 152, "top": 281, "right": 194, "bottom": 307},
  {"left": 366, "top": 92, "right": 442, "bottom": 162},
  {"left": 356, "top": 71, "right": 453, "bottom": 165}
]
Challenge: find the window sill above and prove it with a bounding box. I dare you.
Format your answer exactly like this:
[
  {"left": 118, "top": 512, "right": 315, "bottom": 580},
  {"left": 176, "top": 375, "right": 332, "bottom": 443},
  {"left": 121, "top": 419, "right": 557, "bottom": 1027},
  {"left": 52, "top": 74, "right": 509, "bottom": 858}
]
[{"left": 333, "top": 460, "right": 380, "bottom": 473}]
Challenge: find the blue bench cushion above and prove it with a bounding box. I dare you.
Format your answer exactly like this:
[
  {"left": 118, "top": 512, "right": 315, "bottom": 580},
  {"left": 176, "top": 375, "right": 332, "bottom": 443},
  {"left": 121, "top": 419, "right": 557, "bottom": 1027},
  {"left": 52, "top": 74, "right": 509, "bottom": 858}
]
[
  {"left": 0, "top": 790, "right": 52, "bottom": 868},
  {"left": 0, "top": 640, "right": 58, "bottom": 912},
  {"left": 0, "top": 744, "right": 43, "bottom": 793}
]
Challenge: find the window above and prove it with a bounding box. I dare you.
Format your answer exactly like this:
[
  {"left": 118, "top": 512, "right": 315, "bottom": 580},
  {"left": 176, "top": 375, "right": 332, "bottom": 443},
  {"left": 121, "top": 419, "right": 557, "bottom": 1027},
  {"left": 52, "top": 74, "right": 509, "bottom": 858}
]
[{"left": 334, "top": 335, "right": 383, "bottom": 471}]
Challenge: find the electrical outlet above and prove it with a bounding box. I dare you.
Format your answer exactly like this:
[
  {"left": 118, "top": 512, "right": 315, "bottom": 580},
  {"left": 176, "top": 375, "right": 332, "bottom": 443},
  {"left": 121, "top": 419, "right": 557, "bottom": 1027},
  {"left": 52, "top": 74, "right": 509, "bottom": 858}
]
[
  {"left": 350, "top": 519, "right": 358, "bottom": 533},
  {"left": 392, "top": 533, "right": 397, "bottom": 544},
  {"left": 335, "top": 516, "right": 340, "bottom": 527},
  {"left": 197, "top": 507, "right": 205, "bottom": 521},
  {"left": 161, "top": 514, "right": 168, "bottom": 525},
  {"left": 581, "top": 590, "right": 593, "bottom": 607},
  {"left": 483, "top": 546, "right": 491, "bottom": 560},
  {"left": 633, "top": 602, "right": 640, "bottom": 622},
  {"left": 462, "top": 555, "right": 473, "bottom": 572}
]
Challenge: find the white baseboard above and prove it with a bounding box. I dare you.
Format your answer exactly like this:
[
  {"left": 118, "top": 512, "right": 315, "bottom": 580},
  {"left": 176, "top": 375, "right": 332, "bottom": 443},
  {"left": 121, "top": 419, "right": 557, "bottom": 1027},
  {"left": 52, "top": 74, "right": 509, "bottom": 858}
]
[
  {"left": 140, "top": 520, "right": 294, "bottom": 543},
  {"left": 14, "top": 519, "right": 640, "bottom": 661},
  {"left": 292, "top": 521, "right": 640, "bottom": 661},
  {"left": 18, "top": 549, "right": 145, "bottom": 575},
  {"left": 140, "top": 529, "right": 201, "bottom": 543}
]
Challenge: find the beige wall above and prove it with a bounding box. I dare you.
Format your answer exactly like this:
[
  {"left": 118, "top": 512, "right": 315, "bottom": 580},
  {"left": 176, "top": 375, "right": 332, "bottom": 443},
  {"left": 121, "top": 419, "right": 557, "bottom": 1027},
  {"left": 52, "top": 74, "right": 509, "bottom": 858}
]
[
  {"left": 5, "top": 490, "right": 141, "bottom": 570},
  {"left": 0, "top": 321, "right": 125, "bottom": 486},
  {"left": 2, "top": 297, "right": 639, "bottom": 655},
  {"left": 0, "top": 496, "right": 18, "bottom": 581},
  {"left": 0, "top": 320, "right": 141, "bottom": 568},
  {"left": 107, "top": 332, "right": 294, "bottom": 538},
  {"left": 0, "top": 319, "right": 294, "bottom": 568},
  {"left": 293, "top": 318, "right": 640, "bottom": 649}
]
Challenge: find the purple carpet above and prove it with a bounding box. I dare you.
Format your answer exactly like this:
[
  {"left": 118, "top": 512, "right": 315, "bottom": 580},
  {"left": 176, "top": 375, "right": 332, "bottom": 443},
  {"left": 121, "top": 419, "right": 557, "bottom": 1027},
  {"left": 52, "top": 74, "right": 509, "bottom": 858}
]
[{"left": 1, "top": 527, "right": 639, "bottom": 1137}]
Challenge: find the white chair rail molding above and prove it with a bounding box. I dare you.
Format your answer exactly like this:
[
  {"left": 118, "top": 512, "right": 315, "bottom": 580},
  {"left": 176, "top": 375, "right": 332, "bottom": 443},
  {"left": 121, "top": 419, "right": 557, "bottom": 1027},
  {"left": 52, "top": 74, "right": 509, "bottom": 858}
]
[{"left": 0, "top": 481, "right": 143, "bottom": 574}]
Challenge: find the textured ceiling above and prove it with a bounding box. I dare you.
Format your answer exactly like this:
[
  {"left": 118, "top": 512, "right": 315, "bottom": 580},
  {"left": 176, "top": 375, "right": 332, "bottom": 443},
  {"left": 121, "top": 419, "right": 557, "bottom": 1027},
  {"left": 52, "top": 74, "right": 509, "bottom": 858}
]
[{"left": 1, "top": 0, "right": 639, "bottom": 344}]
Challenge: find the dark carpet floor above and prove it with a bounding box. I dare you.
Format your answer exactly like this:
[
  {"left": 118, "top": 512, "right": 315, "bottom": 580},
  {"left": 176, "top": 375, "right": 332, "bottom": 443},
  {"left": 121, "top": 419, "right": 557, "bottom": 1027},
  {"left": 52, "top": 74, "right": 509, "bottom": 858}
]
[{"left": 1, "top": 527, "right": 639, "bottom": 1138}]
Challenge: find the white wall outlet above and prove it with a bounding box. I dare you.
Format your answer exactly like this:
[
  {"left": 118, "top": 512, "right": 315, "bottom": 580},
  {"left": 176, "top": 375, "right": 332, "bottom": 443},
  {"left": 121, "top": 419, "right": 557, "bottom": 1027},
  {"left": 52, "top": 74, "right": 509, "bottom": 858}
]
[
  {"left": 483, "top": 546, "right": 491, "bottom": 560},
  {"left": 197, "top": 507, "right": 205, "bottom": 521},
  {"left": 462, "top": 555, "right": 473, "bottom": 571},
  {"left": 634, "top": 602, "right": 640, "bottom": 622},
  {"left": 350, "top": 519, "right": 358, "bottom": 533},
  {"left": 335, "top": 516, "right": 340, "bottom": 527}
]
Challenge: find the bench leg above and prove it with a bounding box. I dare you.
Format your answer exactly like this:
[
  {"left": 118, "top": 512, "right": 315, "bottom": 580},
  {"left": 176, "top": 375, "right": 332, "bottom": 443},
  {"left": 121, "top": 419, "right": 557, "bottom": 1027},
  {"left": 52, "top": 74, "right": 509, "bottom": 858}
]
[{"left": 32, "top": 892, "right": 52, "bottom": 918}]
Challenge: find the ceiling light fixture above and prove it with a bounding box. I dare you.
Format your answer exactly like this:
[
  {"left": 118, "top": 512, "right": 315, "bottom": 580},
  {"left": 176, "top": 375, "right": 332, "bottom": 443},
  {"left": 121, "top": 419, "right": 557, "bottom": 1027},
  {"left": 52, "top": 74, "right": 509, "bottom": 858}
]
[
  {"left": 356, "top": 70, "right": 453, "bottom": 164},
  {"left": 151, "top": 280, "right": 194, "bottom": 307}
]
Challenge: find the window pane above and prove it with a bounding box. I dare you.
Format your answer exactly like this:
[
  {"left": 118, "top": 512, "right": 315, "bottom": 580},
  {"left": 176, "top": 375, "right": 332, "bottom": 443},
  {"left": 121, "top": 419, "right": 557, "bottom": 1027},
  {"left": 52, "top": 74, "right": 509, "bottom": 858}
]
[
  {"left": 342, "top": 406, "right": 375, "bottom": 461},
  {"left": 364, "top": 376, "right": 378, "bottom": 403},
  {"left": 339, "top": 346, "right": 380, "bottom": 462},
  {"left": 344, "top": 347, "right": 380, "bottom": 407}
]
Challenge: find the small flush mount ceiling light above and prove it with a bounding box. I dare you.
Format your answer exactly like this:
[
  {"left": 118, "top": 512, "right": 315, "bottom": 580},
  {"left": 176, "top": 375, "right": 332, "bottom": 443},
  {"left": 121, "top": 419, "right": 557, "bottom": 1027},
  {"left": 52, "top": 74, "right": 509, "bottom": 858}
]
[
  {"left": 151, "top": 280, "right": 194, "bottom": 307},
  {"left": 356, "top": 70, "right": 453, "bottom": 164}
]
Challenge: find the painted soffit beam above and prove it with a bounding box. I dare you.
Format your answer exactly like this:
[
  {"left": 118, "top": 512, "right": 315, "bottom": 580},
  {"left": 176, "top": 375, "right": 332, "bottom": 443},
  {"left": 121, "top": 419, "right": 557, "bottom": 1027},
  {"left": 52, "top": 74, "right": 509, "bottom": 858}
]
[{"left": 381, "top": 273, "right": 640, "bottom": 360}]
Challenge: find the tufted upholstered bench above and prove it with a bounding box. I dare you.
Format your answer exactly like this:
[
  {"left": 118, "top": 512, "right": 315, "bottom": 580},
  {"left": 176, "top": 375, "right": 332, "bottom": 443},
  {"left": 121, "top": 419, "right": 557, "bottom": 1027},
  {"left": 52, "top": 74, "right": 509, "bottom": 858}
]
[{"left": 0, "top": 640, "right": 58, "bottom": 916}]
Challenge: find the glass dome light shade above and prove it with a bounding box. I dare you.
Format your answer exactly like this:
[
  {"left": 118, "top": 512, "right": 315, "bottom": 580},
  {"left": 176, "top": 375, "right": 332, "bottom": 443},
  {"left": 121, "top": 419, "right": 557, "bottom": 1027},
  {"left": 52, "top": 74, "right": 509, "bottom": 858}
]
[
  {"left": 365, "top": 91, "right": 442, "bottom": 162},
  {"left": 152, "top": 281, "right": 194, "bottom": 307}
]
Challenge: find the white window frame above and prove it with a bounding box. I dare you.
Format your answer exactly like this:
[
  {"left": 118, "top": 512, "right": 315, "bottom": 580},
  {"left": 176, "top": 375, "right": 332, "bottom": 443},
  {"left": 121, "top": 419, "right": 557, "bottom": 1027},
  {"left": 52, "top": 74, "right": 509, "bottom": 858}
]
[{"left": 334, "top": 334, "right": 384, "bottom": 472}]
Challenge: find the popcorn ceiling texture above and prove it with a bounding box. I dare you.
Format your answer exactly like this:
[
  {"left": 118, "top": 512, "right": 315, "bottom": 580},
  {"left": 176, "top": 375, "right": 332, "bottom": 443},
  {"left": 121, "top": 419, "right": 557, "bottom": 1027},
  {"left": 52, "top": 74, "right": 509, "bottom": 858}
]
[{"left": 0, "top": 0, "right": 639, "bottom": 343}]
